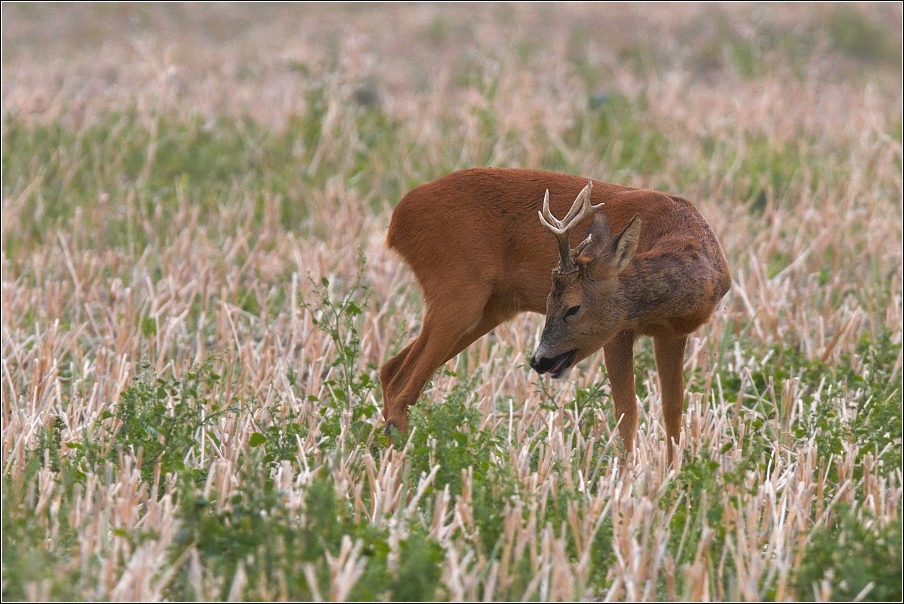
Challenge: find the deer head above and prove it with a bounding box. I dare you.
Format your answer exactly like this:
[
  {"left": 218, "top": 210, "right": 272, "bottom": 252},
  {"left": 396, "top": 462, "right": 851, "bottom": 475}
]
[{"left": 530, "top": 183, "right": 642, "bottom": 378}]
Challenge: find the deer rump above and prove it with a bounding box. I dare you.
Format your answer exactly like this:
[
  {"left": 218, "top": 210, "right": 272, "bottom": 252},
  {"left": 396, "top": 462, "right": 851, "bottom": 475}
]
[{"left": 380, "top": 167, "right": 730, "bottom": 464}]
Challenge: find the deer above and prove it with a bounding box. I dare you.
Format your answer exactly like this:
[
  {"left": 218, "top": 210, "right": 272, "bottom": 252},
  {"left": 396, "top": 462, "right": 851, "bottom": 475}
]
[{"left": 379, "top": 168, "right": 731, "bottom": 465}]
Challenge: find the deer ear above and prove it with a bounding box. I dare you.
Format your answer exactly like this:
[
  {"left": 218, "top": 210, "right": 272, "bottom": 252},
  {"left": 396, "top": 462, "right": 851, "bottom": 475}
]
[
  {"left": 608, "top": 215, "right": 642, "bottom": 272},
  {"left": 574, "top": 213, "right": 612, "bottom": 265}
]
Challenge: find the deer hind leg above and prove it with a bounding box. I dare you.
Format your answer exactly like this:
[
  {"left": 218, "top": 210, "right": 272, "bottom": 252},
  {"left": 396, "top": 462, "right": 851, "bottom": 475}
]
[
  {"left": 603, "top": 329, "right": 638, "bottom": 459},
  {"left": 379, "top": 341, "right": 414, "bottom": 401},
  {"left": 442, "top": 302, "right": 516, "bottom": 368},
  {"left": 654, "top": 334, "right": 688, "bottom": 467},
  {"left": 379, "top": 302, "right": 513, "bottom": 399},
  {"left": 380, "top": 292, "right": 495, "bottom": 434}
]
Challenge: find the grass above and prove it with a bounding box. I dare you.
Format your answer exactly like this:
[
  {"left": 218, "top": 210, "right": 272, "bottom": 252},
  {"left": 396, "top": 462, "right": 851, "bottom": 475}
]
[{"left": 2, "top": 3, "right": 902, "bottom": 601}]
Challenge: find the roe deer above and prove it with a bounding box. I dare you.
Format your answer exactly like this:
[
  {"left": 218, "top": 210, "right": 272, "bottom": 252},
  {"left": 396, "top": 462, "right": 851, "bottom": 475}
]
[{"left": 380, "top": 168, "right": 731, "bottom": 465}]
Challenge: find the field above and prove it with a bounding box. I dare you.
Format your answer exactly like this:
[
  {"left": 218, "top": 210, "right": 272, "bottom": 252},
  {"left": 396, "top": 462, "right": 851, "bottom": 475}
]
[{"left": 2, "top": 3, "right": 902, "bottom": 601}]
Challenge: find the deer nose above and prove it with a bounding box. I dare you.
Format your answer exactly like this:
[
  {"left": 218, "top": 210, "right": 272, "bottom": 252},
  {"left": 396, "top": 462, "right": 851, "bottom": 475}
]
[{"left": 530, "top": 353, "right": 553, "bottom": 374}]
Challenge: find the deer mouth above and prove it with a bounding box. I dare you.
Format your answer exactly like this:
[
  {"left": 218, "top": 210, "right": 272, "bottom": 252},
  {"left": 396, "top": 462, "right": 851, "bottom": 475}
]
[{"left": 548, "top": 350, "right": 577, "bottom": 379}]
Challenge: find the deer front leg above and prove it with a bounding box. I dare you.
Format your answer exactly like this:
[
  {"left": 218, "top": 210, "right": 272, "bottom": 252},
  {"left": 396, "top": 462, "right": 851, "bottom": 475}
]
[
  {"left": 654, "top": 334, "right": 688, "bottom": 467},
  {"left": 603, "top": 329, "right": 637, "bottom": 459}
]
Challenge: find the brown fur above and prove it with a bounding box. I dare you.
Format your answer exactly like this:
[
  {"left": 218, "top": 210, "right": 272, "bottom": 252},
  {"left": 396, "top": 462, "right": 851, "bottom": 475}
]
[{"left": 381, "top": 168, "right": 731, "bottom": 465}]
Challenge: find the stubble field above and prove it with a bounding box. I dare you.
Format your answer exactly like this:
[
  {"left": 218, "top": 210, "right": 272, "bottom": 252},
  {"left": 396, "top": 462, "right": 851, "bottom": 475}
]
[{"left": 2, "top": 3, "right": 902, "bottom": 601}]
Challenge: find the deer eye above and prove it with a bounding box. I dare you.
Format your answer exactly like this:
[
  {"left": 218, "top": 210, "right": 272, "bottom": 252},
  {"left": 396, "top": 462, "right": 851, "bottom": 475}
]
[{"left": 564, "top": 305, "right": 581, "bottom": 320}]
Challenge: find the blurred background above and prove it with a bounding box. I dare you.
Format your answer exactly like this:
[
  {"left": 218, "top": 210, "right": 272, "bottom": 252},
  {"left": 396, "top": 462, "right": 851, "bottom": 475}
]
[{"left": 4, "top": 3, "right": 901, "bottom": 130}]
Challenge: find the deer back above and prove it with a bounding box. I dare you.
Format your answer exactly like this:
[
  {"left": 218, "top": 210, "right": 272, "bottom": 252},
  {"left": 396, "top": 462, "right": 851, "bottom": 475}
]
[{"left": 386, "top": 168, "right": 730, "bottom": 329}]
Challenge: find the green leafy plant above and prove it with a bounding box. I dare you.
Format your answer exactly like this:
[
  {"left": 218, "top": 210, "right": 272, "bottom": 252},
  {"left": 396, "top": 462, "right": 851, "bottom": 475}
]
[
  {"left": 795, "top": 506, "right": 903, "bottom": 601},
  {"left": 61, "top": 359, "right": 232, "bottom": 484},
  {"left": 299, "top": 251, "right": 379, "bottom": 448}
]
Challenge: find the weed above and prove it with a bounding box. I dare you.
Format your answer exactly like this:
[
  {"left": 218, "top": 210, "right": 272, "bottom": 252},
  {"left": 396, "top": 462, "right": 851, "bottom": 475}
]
[
  {"left": 108, "top": 360, "right": 228, "bottom": 483},
  {"left": 388, "top": 530, "right": 447, "bottom": 601},
  {"left": 300, "top": 251, "right": 379, "bottom": 450},
  {"left": 407, "top": 377, "right": 499, "bottom": 497},
  {"left": 795, "top": 506, "right": 903, "bottom": 601}
]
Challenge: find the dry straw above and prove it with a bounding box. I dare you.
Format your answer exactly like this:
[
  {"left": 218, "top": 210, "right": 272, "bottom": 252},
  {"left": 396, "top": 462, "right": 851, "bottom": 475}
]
[{"left": 2, "top": 3, "right": 901, "bottom": 601}]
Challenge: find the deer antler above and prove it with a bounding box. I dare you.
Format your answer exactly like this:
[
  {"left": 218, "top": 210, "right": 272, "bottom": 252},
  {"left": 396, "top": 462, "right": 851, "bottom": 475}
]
[{"left": 538, "top": 179, "right": 603, "bottom": 273}]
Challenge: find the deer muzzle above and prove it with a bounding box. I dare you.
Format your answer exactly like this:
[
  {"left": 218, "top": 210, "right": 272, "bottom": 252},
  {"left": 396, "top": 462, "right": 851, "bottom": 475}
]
[{"left": 530, "top": 348, "right": 577, "bottom": 379}]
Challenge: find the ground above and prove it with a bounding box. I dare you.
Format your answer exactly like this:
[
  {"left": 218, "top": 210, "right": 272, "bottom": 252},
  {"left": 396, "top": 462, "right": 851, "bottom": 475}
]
[{"left": 2, "top": 4, "right": 902, "bottom": 601}]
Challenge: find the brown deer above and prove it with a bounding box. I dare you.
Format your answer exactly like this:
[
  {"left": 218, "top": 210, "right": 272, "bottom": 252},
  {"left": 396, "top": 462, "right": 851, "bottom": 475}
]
[{"left": 380, "top": 168, "right": 731, "bottom": 464}]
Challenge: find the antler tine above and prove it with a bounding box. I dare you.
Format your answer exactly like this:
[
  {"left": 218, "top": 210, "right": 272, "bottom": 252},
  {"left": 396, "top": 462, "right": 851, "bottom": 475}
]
[
  {"left": 538, "top": 180, "right": 601, "bottom": 233},
  {"left": 538, "top": 180, "right": 604, "bottom": 272},
  {"left": 561, "top": 179, "right": 600, "bottom": 227},
  {"left": 538, "top": 190, "right": 563, "bottom": 233}
]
